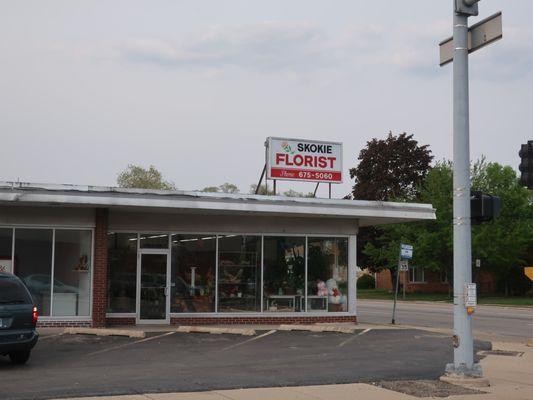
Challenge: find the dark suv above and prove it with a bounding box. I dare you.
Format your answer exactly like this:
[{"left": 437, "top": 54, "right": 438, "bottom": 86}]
[{"left": 0, "top": 272, "right": 39, "bottom": 364}]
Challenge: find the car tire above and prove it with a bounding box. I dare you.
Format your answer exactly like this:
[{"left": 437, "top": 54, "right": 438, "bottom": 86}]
[{"left": 9, "top": 350, "right": 31, "bottom": 364}]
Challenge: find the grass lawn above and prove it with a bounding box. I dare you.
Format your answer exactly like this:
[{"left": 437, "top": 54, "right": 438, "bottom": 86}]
[{"left": 358, "top": 289, "right": 533, "bottom": 307}]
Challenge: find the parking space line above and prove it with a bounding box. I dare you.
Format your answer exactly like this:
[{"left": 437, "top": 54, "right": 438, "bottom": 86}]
[
  {"left": 219, "top": 329, "right": 277, "bottom": 352},
  {"left": 87, "top": 331, "right": 175, "bottom": 356},
  {"left": 337, "top": 328, "right": 372, "bottom": 348}
]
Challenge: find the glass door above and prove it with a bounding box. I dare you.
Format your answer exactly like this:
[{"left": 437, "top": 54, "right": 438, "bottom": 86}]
[{"left": 138, "top": 252, "right": 169, "bottom": 323}]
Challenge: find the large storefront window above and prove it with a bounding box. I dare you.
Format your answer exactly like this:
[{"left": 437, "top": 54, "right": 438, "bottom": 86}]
[
  {"left": 263, "top": 236, "right": 305, "bottom": 312},
  {"left": 0, "top": 228, "right": 13, "bottom": 273},
  {"left": 107, "top": 233, "right": 137, "bottom": 313},
  {"left": 14, "top": 229, "right": 54, "bottom": 316},
  {"left": 307, "top": 238, "right": 348, "bottom": 312},
  {"left": 53, "top": 230, "right": 92, "bottom": 316},
  {"left": 171, "top": 234, "right": 216, "bottom": 313},
  {"left": 218, "top": 235, "right": 261, "bottom": 312}
]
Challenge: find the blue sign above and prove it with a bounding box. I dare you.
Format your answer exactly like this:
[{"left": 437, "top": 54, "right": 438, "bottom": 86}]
[{"left": 400, "top": 243, "right": 413, "bottom": 260}]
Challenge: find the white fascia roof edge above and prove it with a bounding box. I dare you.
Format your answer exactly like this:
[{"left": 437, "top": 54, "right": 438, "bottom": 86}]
[{"left": 0, "top": 182, "right": 436, "bottom": 221}]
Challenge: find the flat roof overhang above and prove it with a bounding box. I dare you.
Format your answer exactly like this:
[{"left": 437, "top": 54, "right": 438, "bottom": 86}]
[{"left": 0, "top": 182, "right": 436, "bottom": 227}]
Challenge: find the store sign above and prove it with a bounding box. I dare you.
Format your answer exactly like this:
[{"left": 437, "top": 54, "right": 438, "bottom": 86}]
[
  {"left": 0, "top": 259, "right": 13, "bottom": 274},
  {"left": 266, "top": 137, "right": 343, "bottom": 183}
]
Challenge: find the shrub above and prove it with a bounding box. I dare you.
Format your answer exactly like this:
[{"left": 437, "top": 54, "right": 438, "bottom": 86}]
[{"left": 357, "top": 274, "right": 376, "bottom": 290}]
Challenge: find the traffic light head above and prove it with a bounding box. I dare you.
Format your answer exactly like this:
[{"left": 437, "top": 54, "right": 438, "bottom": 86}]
[
  {"left": 519, "top": 141, "right": 533, "bottom": 190},
  {"left": 471, "top": 191, "right": 501, "bottom": 223},
  {"left": 455, "top": 0, "right": 479, "bottom": 16}
]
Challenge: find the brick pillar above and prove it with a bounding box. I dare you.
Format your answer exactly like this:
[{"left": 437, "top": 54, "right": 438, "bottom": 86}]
[{"left": 92, "top": 208, "right": 109, "bottom": 327}]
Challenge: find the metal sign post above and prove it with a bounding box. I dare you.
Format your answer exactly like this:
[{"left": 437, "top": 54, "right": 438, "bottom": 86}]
[
  {"left": 392, "top": 244, "right": 412, "bottom": 324},
  {"left": 439, "top": 0, "right": 502, "bottom": 379}
]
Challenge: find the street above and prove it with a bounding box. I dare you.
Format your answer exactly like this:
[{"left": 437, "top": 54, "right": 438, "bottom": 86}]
[{"left": 358, "top": 299, "right": 533, "bottom": 342}]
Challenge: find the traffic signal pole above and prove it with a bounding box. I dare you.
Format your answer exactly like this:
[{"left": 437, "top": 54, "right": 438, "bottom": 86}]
[
  {"left": 446, "top": 0, "right": 481, "bottom": 377},
  {"left": 451, "top": 10, "right": 475, "bottom": 373}
]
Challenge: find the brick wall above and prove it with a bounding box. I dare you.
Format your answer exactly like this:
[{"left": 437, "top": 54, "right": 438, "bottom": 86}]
[
  {"left": 105, "top": 315, "right": 356, "bottom": 326},
  {"left": 37, "top": 321, "right": 92, "bottom": 328},
  {"left": 376, "top": 270, "right": 393, "bottom": 291},
  {"left": 169, "top": 315, "right": 357, "bottom": 325},
  {"left": 92, "top": 208, "right": 109, "bottom": 327},
  {"left": 376, "top": 269, "right": 450, "bottom": 294},
  {"left": 106, "top": 317, "right": 136, "bottom": 326}
]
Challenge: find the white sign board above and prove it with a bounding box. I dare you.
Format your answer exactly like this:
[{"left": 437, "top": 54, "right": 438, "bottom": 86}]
[
  {"left": 465, "top": 283, "right": 477, "bottom": 307},
  {"left": 439, "top": 12, "right": 503, "bottom": 66},
  {"left": 399, "top": 260, "right": 409, "bottom": 272},
  {"left": 400, "top": 244, "right": 413, "bottom": 260},
  {"left": 0, "top": 259, "right": 13, "bottom": 274},
  {"left": 266, "top": 137, "right": 343, "bottom": 183}
]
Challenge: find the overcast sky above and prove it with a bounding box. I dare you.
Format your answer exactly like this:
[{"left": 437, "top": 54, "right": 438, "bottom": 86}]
[{"left": 1, "top": 1, "right": 531, "bottom": 197}]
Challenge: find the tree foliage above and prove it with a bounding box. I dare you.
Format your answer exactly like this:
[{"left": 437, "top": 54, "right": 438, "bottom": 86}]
[
  {"left": 117, "top": 164, "right": 175, "bottom": 190},
  {"left": 349, "top": 132, "right": 433, "bottom": 201},
  {"left": 201, "top": 183, "right": 239, "bottom": 193},
  {"left": 363, "top": 159, "right": 533, "bottom": 295}
]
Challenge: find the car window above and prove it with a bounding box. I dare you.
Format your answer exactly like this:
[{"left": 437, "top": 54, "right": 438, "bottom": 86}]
[{"left": 0, "top": 276, "right": 32, "bottom": 304}]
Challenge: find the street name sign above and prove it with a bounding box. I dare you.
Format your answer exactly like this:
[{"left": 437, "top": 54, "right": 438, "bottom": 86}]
[
  {"left": 400, "top": 244, "right": 413, "bottom": 260},
  {"left": 439, "top": 11, "right": 502, "bottom": 66},
  {"left": 266, "top": 137, "right": 343, "bottom": 183}
]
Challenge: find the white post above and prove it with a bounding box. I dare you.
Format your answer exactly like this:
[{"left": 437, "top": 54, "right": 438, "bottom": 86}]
[{"left": 348, "top": 235, "right": 357, "bottom": 316}]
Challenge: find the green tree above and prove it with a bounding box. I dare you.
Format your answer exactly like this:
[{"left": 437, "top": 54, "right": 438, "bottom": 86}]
[
  {"left": 471, "top": 161, "right": 533, "bottom": 295},
  {"left": 249, "top": 184, "right": 275, "bottom": 195},
  {"left": 364, "top": 159, "right": 533, "bottom": 296},
  {"left": 363, "top": 161, "right": 453, "bottom": 274},
  {"left": 282, "top": 189, "right": 315, "bottom": 198},
  {"left": 201, "top": 183, "right": 239, "bottom": 193},
  {"left": 348, "top": 132, "right": 433, "bottom": 271},
  {"left": 117, "top": 164, "right": 175, "bottom": 190}
]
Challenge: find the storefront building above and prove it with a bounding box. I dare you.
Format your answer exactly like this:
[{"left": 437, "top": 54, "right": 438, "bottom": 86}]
[{"left": 0, "top": 182, "right": 435, "bottom": 327}]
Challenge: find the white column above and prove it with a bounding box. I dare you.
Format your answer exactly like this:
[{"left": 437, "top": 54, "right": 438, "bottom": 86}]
[{"left": 348, "top": 235, "right": 357, "bottom": 316}]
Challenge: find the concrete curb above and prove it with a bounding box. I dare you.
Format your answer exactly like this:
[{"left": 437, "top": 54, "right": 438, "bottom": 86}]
[
  {"left": 64, "top": 327, "right": 146, "bottom": 338},
  {"left": 360, "top": 298, "right": 533, "bottom": 310},
  {"left": 440, "top": 374, "right": 490, "bottom": 388},
  {"left": 278, "top": 324, "right": 355, "bottom": 334},
  {"left": 176, "top": 326, "right": 256, "bottom": 336}
]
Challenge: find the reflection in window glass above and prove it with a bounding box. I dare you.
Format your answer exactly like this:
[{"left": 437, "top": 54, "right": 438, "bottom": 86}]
[
  {"left": 139, "top": 234, "right": 169, "bottom": 249},
  {"left": 307, "top": 238, "right": 348, "bottom": 312},
  {"left": 218, "top": 235, "right": 261, "bottom": 312},
  {"left": 0, "top": 228, "right": 13, "bottom": 273},
  {"left": 107, "top": 233, "right": 137, "bottom": 313},
  {"left": 171, "top": 234, "right": 216, "bottom": 313},
  {"left": 53, "top": 230, "right": 92, "bottom": 316},
  {"left": 263, "top": 236, "right": 305, "bottom": 312},
  {"left": 14, "top": 229, "right": 53, "bottom": 316}
]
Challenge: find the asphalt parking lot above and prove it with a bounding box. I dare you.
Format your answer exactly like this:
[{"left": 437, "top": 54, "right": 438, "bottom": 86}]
[{"left": 0, "top": 328, "right": 490, "bottom": 400}]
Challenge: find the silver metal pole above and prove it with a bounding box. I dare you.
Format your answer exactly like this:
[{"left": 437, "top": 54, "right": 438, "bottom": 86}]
[
  {"left": 391, "top": 254, "right": 401, "bottom": 324},
  {"left": 450, "top": 9, "right": 475, "bottom": 373}
]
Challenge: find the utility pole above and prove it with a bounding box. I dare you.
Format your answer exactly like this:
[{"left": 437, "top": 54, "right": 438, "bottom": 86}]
[{"left": 438, "top": 0, "right": 502, "bottom": 379}]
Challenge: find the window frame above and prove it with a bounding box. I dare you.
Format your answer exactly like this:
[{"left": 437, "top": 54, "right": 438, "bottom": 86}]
[
  {"left": 409, "top": 265, "right": 426, "bottom": 283},
  {"left": 2, "top": 225, "right": 94, "bottom": 321}
]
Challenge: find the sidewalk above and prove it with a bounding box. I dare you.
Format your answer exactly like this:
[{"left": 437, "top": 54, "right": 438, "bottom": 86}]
[{"left": 58, "top": 341, "right": 533, "bottom": 400}]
